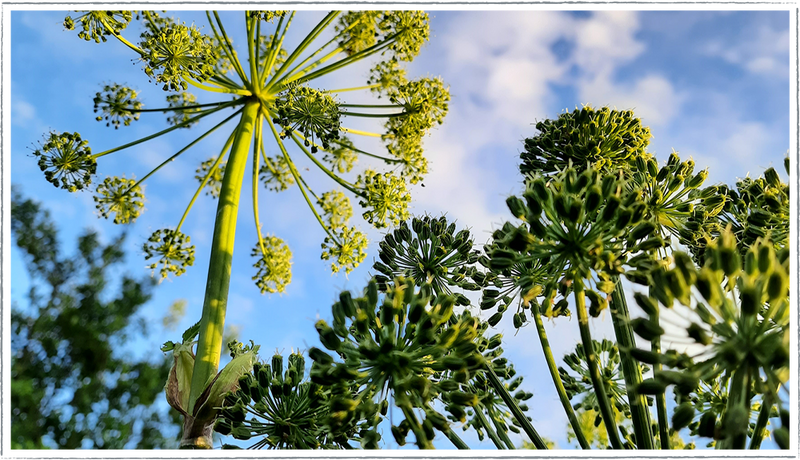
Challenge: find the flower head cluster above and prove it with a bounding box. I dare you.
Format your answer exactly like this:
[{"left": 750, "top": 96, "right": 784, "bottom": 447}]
[
  {"left": 139, "top": 23, "right": 218, "bottom": 91},
  {"left": 308, "top": 278, "right": 487, "bottom": 448},
  {"left": 323, "top": 137, "right": 358, "bottom": 174},
  {"left": 318, "top": 191, "right": 352, "bottom": 229},
  {"left": 336, "top": 11, "right": 428, "bottom": 62},
  {"left": 367, "top": 59, "right": 408, "bottom": 97},
  {"left": 214, "top": 351, "right": 365, "bottom": 449},
  {"left": 143, "top": 228, "right": 195, "bottom": 279},
  {"left": 372, "top": 216, "right": 481, "bottom": 302},
  {"left": 93, "top": 84, "right": 142, "bottom": 129},
  {"left": 357, "top": 170, "right": 411, "bottom": 228},
  {"left": 487, "top": 164, "right": 666, "bottom": 307},
  {"left": 388, "top": 77, "right": 449, "bottom": 133},
  {"left": 165, "top": 91, "right": 200, "bottom": 127},
  {"left": 520, "top": 106, "right": 652, "bottom": 176},
  {"left": 63, "top": 11, "right": 133, "bottom": 43},
  {"left": 259, "top": 155, "right": 295, "bottom": 192},
  {"left": 33, "top": 132, "right": 96, "bottom": 192},
  {"left": 195, "top": 157, "right": 226, "bottom": 198},
  {"left": 386, "top": 137, "right": 427, "bottom": 185},
  {"left": 252, "top": 236, "right": 292, "bottom": 294},
  {"left": 320, "top": 226, "right": 368, "bottom": 274},
  {"left": 274, "top": 86, "right": 341, "bottom": 153},
  {"left": 628, "top": 231, "right": 789, "bottom": 443},
  {"left": 246, "top": 11, "right": 288, "bottom": 23},
  {"left": 93, "top": 175, "right": 145, "bottom": 224}
]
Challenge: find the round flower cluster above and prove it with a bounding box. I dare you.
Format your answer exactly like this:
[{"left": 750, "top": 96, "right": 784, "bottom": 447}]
[
  {"left": 521, "top": 106, "right": 652, "bottom": 176},
  {"left": 63, "top": 11, "right": 133, "bottom": 43},
  {"left": 246, "top": 11, "right": 288, "bottom": 23},
  {"left": 251, "top": 236, "right": 292, "bottom": 294},
  {"left": 33, "top": 132, "right": 96, "bottom": 192},
  {"left": 195, "top": 157, "right": 226, "bottom": 198},
  {"left": 259, "top": 155, "right": 295, "bottom": 192},
  {"left": 143, "top": 228, "right": 196, "bottom": 279},
  {"left": 166, "top": 91, "right": 200, "bottom": 128},
  {"left": 322, "top": 137, "right": 358, "bottom": 174},
  {"left": 139, "top": 23, "right": 218, "bottom": 91},
  {"left": 320, "top": 226, "right": 368, "bottom": 274},
  {"left": 335, "top": 11, "right": 429, "bottom": 62},
  {"left": 357, "top": 170, "right": 411, "bottom": 228},
  {"left": 93, "top": 175, "right": 145, "bottom": 224},
  {"left": 274, "top": 86, "right": 342, "bottom": 153},
  {"left": 93, "top": 84, "right": 142, "bottom": 129}
]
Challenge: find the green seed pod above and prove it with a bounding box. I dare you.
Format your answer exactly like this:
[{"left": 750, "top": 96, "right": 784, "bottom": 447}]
[
  {"left": 531, "top": 177, "right": 549, "bottom": 203},
  {"left": 449, "top": 391, "right": 478, "bottom": 407},
  {"left": 513, "top": 312, "right": 524, "bottom": 328},
  {"left": 758, "top": 244, "right": 774, "bottom": 273},
  {"left": 391, "top": 425, "right": 407, "bottom": 446},
  {"left": 628, "top": 347, "right": 662, "bottom": 365},
  {"left": 686, "top": 322, "right": 712, "bottom": 345},
  {"left": 585, "top": 186, "right": 602, "bottom": 214},
  {"left": 698, "top": 411, "right": 716, "bottom": 438},
  {"left": 601, "top": 174, "right": 617, "bottom": 198},
  {"left": 767, "top": 271, "right": 787, "bottom": 302},
  {"left": 633, "top": 292, "right": 658, "bottom": 316},
  {"left": 308, "top": 346, "right": 333, "bottom": 365},
  {"left": 631, "top": 318, "right": 664, "bottom": 341},
  {"left": 507, "top": 195, "right": 527, "bottom": 220},
  {"left": 774, "top": 426, "right": 789, "bottom": 449},
  {"left": 695, "top": 268, "right": 720, "bottom": 307},
  {"left": 672, "top": 403, "right": 695, "bottom": 431},
  {"left": 719, "top": 246, "right": 739, "bottom": 277},
  {"left": 636, "top": 379, "right": 667, "bottom": 395},
  {"left": 315, "top": 320, "right": 341, "bottom": 351},
  {"left": 340, "top": 291, "right": 356, "bottom": 317},
  {"left": 740, "top": 283, "right": 760, "bottom": 317},
  {"left": 615, "top": 208, "right": 633, "bottom": 230},
  {"left": 426, "top": 409, "right": 449, "bottom": 432},
  {"left": 488, "top": 312, "right": 503, "bottom": 327},
  {"left": 523, "top": 189, "right": 543, "bottom": 217}
]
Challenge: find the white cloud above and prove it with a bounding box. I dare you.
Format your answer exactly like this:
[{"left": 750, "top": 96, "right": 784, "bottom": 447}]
[
  {"left": 12, "top": 98, "right": 36, "bottom": 126},
  {"left": 702, "top": 24, "right": 789, "bottom": 78},
  {"left": 577, "top": 73, "right": 682, "bottom": 126}
]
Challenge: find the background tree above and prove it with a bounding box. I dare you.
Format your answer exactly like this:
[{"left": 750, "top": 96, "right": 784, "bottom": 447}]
[{"left": 10, "top": 187, "right": 181, "bottom": 449}]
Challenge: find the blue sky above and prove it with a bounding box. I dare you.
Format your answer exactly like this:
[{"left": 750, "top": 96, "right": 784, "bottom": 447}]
[{"left": 8, "top": 9, "right": 791, "bottom": 449}]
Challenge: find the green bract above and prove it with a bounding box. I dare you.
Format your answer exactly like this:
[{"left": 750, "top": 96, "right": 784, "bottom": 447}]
[
  {"left": 33, "top": 132, "right": 96, "bottom": 192},
  {"left": 93, "top": 175, "right": 145, "bottom": 224},
  {"left": 93, "top": 84, "right": 143, "bottom": 128},
  {"left": 251, "top": 236, "right": 292, "bottom": 294},
  {"left": 521, "top": 106, "right": 651, "bottom": 176}
]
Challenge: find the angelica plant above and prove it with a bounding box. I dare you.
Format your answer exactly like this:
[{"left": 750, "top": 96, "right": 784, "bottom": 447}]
[{"left": 34, "top": 9, "right": 449, "bottom": 448}]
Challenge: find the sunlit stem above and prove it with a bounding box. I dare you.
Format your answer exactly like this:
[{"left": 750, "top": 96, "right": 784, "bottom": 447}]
[
  {"left": 340, "top": 103, "right": 406, "bottom": 109},
  {"left": 280, "top": 45, "right": 343, "bottom": 86},
  {"left": 260, "top": 12, "right": 294, "bottom": 88},
  {"left": 109, "top": 29, "right": 143, "bottom": 54},
  {"left": 486, "top": 405, "right": 516, "bottom": 449},
  {"left": 266, "top": 117, "right": 340, "bottom": 246},
  {"left": 648, "top": 285, "right": 671, "bottom": 449},
  {"left": 176, "top": 130, "right": 237, "bottom": 232},
  {"left": 266, "top": 11, "right": 340, "bottom": 90},
  {"left": 609, "top": 278, "right": 655, "bottom": 449},
  {"left": 485, "top": 367, "right": 548, "bottom": 449},
  {"left": 399, "top": 404, "right": 432, "bottom": 449},
  {"left": 252, "top": 115, "right": 266, "bottom": 255},
  {"left": 187, "top": 78, "right": 251, "bottom": 96},
  {"left": 289, "top": 132, "right": 360, "bottom": 195},
  {"left": 722, "top": 362, "right": 752, "bottom": 449},
  {"left": 127, "top": 100, "right": 234, "bottom": 113},
  {"left": 442, "top": 425, "right": 469, "bottom": 449},
  {"left": 532, "top": 304, "right": 590, "bottom": 449},
  {"left": 573, "top": 280, "right": 623, "bottom": 449},
  {"left": 246, "top": 14, "right": 259, "bottom": 91},
  {"left": 123, "top": 109, "right": 242, "bottom": 198},
  {"left": 340, "top": 127, "right": 382, "bottom": 138},
  {"left": 749, "top": 392, "right": 774, "bottom": 449},
  {"left": 342, "top": 111, "right": 407, "bottom": 119},
  {"left": 209, "top": 11, "right": 249, "bottom": 86},
  {"left": 325, "top": 84, "right": 382, "bottom": 94},
  {"left": 187, "top": 101, "right": 260, "bottom": 419},
  {"left": 473, "top": 406, "right": 506, "bottom": 449},
  {"left": 92, "top": 100, "right": 240, "bottom": 158}
]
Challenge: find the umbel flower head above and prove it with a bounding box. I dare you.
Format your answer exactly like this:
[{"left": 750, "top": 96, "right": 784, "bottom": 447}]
[
  {"left": 336, "top": 11, "right": 429, "bottom": 62},
  {"left": 259, "top": 155, "right": 295, "bottom": 192},
  {"left": 307, "top": 278, "right": 487, "bottom": 448},
  {"left": 143, "top": 228, "right": 196, "bottom": 279},
  {"left": 166, "top": 91, "right": 201, "bottom": 128},
  {"left": 628, "top": 230, "right": 789, "bottom": 445},
  {"left": 318, "top": 190, "right": 352, "bottom": 230},
  {"left": 93, "top": 175, "right": 145, "bottom": 224},
  {"left": 372, "top": 215, "right": 481, "bottom": 304},
  {"left": 93, "top": 84, "right": 143, "bottom": 128},
  {"left": 32, "top": 132, "right": 96, "bottom": 192},
  {"left": 357, "top": 170, "right": 411, "bottom": 228},
  {"left": 323, "top": 137, "right": 358, "bottom": 174},
  {"left": 214, "top": 351, "right": 370, "bottom": 449},
  {"left": 520, "top": 106, "right": 652, "bottom": 177},
  {"left": 246, "top": 10, "right": 288, "bottom": 23},
  {"left": 274, "top": 85, "right": 342, "bottom": 153},
  {"left": 320, "top": 225, "right": 368, "bottom": 274},
  {"left": 195, "top": 157, "right": 226, "bottom": 198},
  {"left": 64, "top": 10, "right": 133, "bottom": 43},
  {"left": 251, "top": 236, "right": 292, "bottom": 294},
  {"left": 139, "top": 23, "right": 218, "bottom": 91}
]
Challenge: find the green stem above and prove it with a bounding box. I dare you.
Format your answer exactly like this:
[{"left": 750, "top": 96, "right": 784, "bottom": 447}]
[
  {"left": 443, "top": 427, "right": 469, "bottom": 449},
  {"left": 127, "top": 101, "right": 234, "bottom": 113},
  {"left": 722, "top": 363, "right": 752, "bottom": 449},
  {"left": 186, "top": 101, "right": 260, "bottom": 426},
  {"left": 261, "top": 12, "right": 294, "bottom": 87},
  {"left": 252, "top": 115, "right": 266, "bottom": 255},
  {"left": 341, "top": 110, "right": 406, "bottom": 119},
  {"left": 210, "top": 11, "right": 249, "bottom": 85},
  {"left": 474, "top": 406, "right": 506, "bottom": 449},
  {"left": 609, "top": 278, "right": 654, "bottom": 449},
  {"left": 267, "top": 11, "right": 339, "bottom": 90},
  {"left": 650, "top": 307, "right": 671, "bottom": 449},
  {"left": 532, "top": 304, "right": 590, "bottom": 449},
  {"left": 485, "top": 367, "right": 548, "bottom": 449},
  {"left": 400, "top": 404, "right": 432, "bottom": 449},
  {"left": 486, "top": 406, "right": 516, "bottom": 449},
  {"left": 92, "top": 100, "right": 240, "bottom": 158},
  {"left": 187, "top": 78, "right": 250, "bottom": 96},
  {"left": 749, "top": 393, "right": 773, "bottom": 449},
  {"left": 573, "top": 282, "right": 624, "bottom": 449}
]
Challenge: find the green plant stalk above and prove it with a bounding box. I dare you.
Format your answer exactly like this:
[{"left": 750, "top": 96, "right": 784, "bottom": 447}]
[
  {"left": 649, "top": 307, "right": 670, "bottom": 449},
  {"left": 473, "top": 406, "right": 506, "bottom": 449},
  {"left": 532, "top": 305, "right": 590, "bottom": 449},
  {"left": 400, "top": 404, "right": 433, "bottom": 449},
  {"left": 442, "top": 426, "right": 469, "bottom": 449},
  {"left": 573, "top": 281, "right": 623, "bottom": 449},
  {"left": 609, "top": 278, "right": 654, "bottom": 449},
  {"left": 183, "top": 101, "right": 260, "bottom": 448},
  {"left": 722, "top": 363, "right": 752, "bottom": 449},
  {"left": 485, "top": 367, "right": 548, "bottom": 449},
  {"left": 486, "top": 406, "right": 516, "bottom": 449},
  {"left": 749, "top": 393, "right": 773, "bottom": 449}
]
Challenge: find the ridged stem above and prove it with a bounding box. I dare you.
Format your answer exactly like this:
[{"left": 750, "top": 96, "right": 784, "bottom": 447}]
[{"left": 485, "top": 367, "right": 548, "bottom": 449}]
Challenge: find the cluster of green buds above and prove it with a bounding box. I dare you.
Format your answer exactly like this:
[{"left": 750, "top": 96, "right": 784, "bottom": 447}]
[
  {"left": 627, "top": 230, "right": 789, "bottom": 448},
  {"left": 274, "top": 86, "right": 341, "bottom": 153},
  {"left": 372, "top": 215, "right": 482, "bottom": 301},
  {"left": 251, "top": 236, "right": 292, "bottom": 294},
  {"left": 93, "top": 84, "right": 143, "bottom": 128},
  {"left": 64, "top": 11, "right": 133, "bottom": 42},
  {"left": 143, "top": 228, "right": 195, "bottom": 279},
  {"left": 166, "top": 91, "right": 201, "bottom": 127},
  {"left": 93, "top": 175, "right": 145, "bottom": 224},
  {"left": 307, "top": 278, "right": 487, "bottom": 448},
  {"left": 488, "top": 163, "right": 666, "bottom": 308},
  {"left": 336, "top": 11, "right": 429, "bottom": 61},
  {"left": 195, "top": 157, "right": 226, "bottom": 198},
  {"left": 162, "top": 326, "right": 260, "bottom": 449},
  {"left": 32, "top": 132, "right": 97, "bottom": 192},
  {"left": 139, "top": 23, "right": 218, "bottom": 91},
  {"left": 356, "top": 170, "right": 411, "bottom": 228},
  {"left": 214, "top": 351, "right": 366, "bottom": 449},
  {"left": 520, "top": 106, "right": 652, "bottom": 176}
]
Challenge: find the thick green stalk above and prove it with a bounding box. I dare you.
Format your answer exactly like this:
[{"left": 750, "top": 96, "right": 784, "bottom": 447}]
[
  {"left": 183, "top": 101, "right": 260, "bottom": 448},
  {"left": 532, "top": 305, "right": 590, "bottom": 449},
  {"left": 609, "top": 278, "right": 654, "bottom": 449},
  {"left": 749, "top": 393, "right": 773, "bottom": 449},
  {"left": 573, "top": 282, "right": 623, "bottom": 449},
  {"left": 485, "top": 367, "right": 548, "bottom": 449},
  {"left": 650, "top": 309, "right": 670, "bottom": 449},
  {"left": 473, "top": 407, "right": 506, "bottom": 449},
  {"left": 722, "top": 363, "right": 752, "bottom": 449},
  {"left": 443, "top": 427, "right": 469, "bottom": 449}
]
